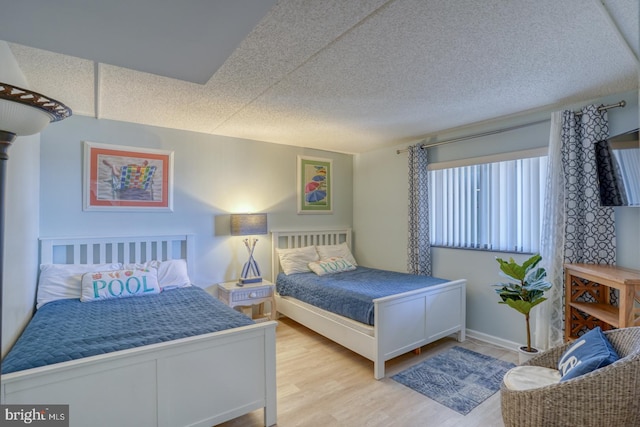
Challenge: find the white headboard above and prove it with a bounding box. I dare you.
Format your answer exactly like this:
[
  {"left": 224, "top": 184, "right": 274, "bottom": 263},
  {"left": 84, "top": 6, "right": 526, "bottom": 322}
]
[
  {"left": 39, "top": 234, "right": 195, "bottom": 275},
  {"left": 270, "top": 228, "right": 352, "bottom": 282}
]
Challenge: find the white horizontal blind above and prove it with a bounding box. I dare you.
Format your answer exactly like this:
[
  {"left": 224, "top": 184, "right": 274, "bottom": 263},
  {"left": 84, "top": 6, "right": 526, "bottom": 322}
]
[
  {"left": 429, "top": 156, "right": 547, "bottom": 253},
  {"left": 614, "top": 148, "right": 640, "bottom": 205}
]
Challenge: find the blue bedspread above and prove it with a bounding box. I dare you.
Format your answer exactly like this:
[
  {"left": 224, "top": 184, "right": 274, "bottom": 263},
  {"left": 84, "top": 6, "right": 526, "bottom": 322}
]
[
  {"left": 2, "top": 286, "right": 254, "bottom": 374},
  {"left": 276, "top": 266, "right": 449, "bottom": 325}
]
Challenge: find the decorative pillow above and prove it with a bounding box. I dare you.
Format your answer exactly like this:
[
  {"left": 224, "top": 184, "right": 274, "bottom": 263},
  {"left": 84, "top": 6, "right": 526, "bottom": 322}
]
[
  {"left": 316, "top": 242, "right": 357, "bottom": 266},
  {"left": 503, "top": 366, "right": 561, "bottom": 391},
  {"left": 276, "top": 246, "right": 319, "bottom": 275},
  {"left": 80, "top": 268, "right": 161, "bottom": 302},
  {"left": 37, "top": 263, "right": 123, "bottom": 309},
  {"left": 308, "top": 257, "right": 356, "bottom": 276},
  {"left": 558, "top": 327, "right": 620, "bottom": 381},
  {"left": 125, "top": 259, "right": 191, "bottom": 289}
]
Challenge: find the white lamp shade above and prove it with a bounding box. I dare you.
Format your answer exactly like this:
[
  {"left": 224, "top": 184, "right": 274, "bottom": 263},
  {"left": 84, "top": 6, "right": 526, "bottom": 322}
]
[
  {"left": 0, "top": 83, "right": 71, "bottom": 137},
  {"left": 0, "top": 98, "right": 51, "bottom": 136}
]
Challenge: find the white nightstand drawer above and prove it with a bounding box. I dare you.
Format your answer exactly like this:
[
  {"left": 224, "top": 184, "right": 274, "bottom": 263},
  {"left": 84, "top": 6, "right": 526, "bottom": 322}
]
[
  {"left": 231, "top": 287, "right": 272, "bottom": 302},
  {"left": 217, "top": 280, "right": 276, "bottom": 321}
]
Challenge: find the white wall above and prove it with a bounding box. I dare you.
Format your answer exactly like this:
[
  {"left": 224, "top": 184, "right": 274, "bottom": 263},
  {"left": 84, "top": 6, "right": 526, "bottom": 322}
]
[
  {"left": 1, "top": 42, "right": 41, "bottom": 357},
  {"left": 39, "top": 116, "right": 353, "bottom": 289},
  {"left": 354, "top": 89, "right": 640, "bottom": 348}
]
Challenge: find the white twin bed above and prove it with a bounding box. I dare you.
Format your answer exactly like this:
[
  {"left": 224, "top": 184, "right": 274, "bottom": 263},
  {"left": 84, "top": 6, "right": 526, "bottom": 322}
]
[
  {"left": 271, "top": 228, "right": 466, "bottom": 380},
  {"left": 1, "top": 234, "right": 277, "bottom": 427}
]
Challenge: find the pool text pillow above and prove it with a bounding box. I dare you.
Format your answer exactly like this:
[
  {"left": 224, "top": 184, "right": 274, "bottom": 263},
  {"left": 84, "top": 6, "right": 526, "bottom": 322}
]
[{"left": 81, "top": 268, "right": 161, "bottom": 302}]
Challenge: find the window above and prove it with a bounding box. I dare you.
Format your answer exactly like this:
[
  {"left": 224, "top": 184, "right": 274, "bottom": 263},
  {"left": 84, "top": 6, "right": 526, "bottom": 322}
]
[
  {"left": 429, "top": 155, "right": 547, "bottom": 253},
  {"left": 613, "top": 148, "right": 640, "bottom": 206}
]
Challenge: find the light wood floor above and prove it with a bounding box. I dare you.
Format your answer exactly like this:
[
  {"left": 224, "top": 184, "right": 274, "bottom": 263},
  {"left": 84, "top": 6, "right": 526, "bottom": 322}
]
[{"left": 217, "top": 317, "right": 518, "bottom": 427}]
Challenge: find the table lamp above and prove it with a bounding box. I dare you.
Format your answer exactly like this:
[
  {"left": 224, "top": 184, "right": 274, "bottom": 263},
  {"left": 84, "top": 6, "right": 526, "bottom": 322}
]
[{"left": 230, "top": 213, "right": 268, "bottom": 285}]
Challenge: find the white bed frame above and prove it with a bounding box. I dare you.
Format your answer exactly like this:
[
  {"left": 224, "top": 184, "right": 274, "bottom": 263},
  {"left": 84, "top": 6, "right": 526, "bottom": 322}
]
[
  {"left": 1, "top": 234, "right": 277, "bottom": 427},
  {"left": 271, "top": 228, "right": 466, "bottom": 380}
]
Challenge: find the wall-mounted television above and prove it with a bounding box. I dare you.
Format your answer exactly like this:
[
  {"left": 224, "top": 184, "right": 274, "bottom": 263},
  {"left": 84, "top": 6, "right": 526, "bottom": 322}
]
[{"left": 595, "top": 128, "right": 639, "bottom": 207}]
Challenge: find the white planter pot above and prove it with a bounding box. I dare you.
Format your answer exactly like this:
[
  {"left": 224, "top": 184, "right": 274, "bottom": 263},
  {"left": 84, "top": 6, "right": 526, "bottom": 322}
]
[{"left": 518, "top": 346, "right": 540, "bottom": 364}]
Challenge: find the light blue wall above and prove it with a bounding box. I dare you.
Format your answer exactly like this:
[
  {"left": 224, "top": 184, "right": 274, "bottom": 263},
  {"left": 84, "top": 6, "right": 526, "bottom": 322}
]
[
  {"left": 0, "top": 42, "right": 41, "bottom": 357},
  {"left": 39, "top": 116, "right": 353, "bottom": 288},
  {"left": 2, "top": 134, "right": 40, "bottom": 358},
  {"left": 354, "top": 89, "right": 639, "bottom": 348}
]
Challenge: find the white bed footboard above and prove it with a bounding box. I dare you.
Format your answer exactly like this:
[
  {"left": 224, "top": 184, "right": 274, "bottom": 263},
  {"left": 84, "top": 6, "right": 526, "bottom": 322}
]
[
  {"left": 2, "top": 323, "right": 277, "bottom": 427},
  {"left": 1, "top": 234, "right": 277, "bottom": 427},
  {"left": 373, "top": 279, "right": 466, "bottom": 379},
  {"left": 272, "top": 228, "right": 466, "bottom": 379}
]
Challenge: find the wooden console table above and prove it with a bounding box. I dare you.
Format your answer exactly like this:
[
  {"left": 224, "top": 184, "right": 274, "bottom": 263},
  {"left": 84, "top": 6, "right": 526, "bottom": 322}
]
[{"left": 564, "top": 263, "right": 640, "bottom": 341}]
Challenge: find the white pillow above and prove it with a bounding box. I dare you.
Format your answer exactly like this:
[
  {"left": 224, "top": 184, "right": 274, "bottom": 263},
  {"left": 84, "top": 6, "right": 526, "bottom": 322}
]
[
  {"left": 158, "top": 259, "right": 191, "bottom": 289},
  {"left": 81, "top": 268, "right": 161, "bottom": 302},
  {"left": 316, "top": 242, "right": 357, "bottom": 266},
  {"left": 124, "top": 259, "right": 191, "bottom": 289},
  {"left": 277, "top": 246, "right": 319, "bottom": 275},
  {"left": 37, "top": 263, "right": 122, "bottom": 309},
  {"left": 308, "top": 257, "right": 356, "bottom": 276}
]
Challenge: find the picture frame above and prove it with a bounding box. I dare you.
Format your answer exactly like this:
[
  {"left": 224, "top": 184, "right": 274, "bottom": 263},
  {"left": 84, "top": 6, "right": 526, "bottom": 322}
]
[
  {"left": 297, "top": 155, "right": 332, "bottom": 214},
  {"left": 83, "top": 141, "right": 174, "bottom": 211}
]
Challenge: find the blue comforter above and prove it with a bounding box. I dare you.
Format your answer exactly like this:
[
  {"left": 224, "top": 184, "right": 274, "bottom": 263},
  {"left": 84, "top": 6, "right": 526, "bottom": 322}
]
[
  {"left": 2, "top": 286, "right": 254, "bottom": 374},
  {"left": 276, "top": 266, "right": 449, "bottom": 325}
]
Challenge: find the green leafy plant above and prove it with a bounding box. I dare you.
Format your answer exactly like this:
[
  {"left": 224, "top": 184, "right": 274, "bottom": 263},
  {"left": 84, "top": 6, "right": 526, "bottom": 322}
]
[{"left": 493, "top": 254, "right": 552, "bottom": 352}]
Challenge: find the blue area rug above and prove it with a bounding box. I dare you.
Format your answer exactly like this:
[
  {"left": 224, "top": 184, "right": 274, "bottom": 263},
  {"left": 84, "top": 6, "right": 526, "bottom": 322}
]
[{"left": 391, "top": 346, "right": 515, "bottom": 415}]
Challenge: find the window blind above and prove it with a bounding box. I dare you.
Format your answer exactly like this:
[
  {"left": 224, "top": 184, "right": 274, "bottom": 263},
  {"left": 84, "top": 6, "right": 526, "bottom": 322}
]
[{"left": 429, "top": 156, "right": 547, "bottom": 253}]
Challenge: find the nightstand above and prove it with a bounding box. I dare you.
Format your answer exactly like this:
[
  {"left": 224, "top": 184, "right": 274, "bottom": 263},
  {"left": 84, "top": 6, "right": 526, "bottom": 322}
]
[{"left": 217, "top": 280, "right": 276, "bottom": 322}]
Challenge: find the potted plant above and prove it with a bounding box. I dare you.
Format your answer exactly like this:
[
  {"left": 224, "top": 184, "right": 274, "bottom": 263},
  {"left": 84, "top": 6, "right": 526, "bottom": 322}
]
[{"left": 493, "top": 254, "right": 552, "bottom": 363}]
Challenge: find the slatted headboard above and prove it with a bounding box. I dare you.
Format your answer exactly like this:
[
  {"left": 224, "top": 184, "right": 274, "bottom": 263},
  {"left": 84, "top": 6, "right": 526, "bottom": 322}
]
[
  {"left": 39, "top": 234, "right": 195, "bottom": 276},
  {"left": 270, "top": 228, "right": 352, "bottom": 282}
]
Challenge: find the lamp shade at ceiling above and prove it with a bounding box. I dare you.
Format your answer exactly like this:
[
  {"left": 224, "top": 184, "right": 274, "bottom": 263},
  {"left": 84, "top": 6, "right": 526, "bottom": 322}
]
[
  {"left": 230, "top": 213, "right": 268, "bottom": 236},
  {"left": 0, "top": 98, "right": 51, "bottom": 136},
  {"left": 0, "top": 83, "right": 72, "bottom": 136}
]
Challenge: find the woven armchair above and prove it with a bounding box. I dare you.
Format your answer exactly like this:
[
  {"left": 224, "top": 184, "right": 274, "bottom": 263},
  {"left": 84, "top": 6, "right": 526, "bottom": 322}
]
[{"left": 501, "top": 327, "right": 640, "bottom": 427}]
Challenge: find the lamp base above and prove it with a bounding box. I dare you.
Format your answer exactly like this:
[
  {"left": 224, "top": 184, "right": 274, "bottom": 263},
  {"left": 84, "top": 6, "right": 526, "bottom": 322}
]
[{"left": 238, "top": 276, "right": 263, "bottom": 285}]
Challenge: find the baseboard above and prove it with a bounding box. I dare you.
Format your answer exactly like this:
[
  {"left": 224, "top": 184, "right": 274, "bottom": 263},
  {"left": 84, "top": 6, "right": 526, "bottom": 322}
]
[{"left": 465, "top": 328, "right": 520, "bottom": 352}]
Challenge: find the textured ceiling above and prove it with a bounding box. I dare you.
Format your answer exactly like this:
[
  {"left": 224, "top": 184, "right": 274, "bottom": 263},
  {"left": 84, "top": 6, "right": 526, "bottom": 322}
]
[{"left": 1, "top": 0, "right": 638, "bottom": 154}]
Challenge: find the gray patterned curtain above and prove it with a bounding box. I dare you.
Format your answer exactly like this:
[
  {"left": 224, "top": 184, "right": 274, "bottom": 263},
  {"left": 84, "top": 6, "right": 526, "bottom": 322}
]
[
  {"left": 407, "top": 143, "right": 431, "bottom": 275},
  {"left": 561, "top": 105, "right": 615, "bottom": 265},
  {"left": 535, "top": 105, "right": 615, "bottom": 350}
]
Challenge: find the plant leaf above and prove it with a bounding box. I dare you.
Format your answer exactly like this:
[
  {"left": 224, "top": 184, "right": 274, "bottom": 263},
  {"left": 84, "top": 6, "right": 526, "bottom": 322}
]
[
  {"left": 521, "top": 254, "right": 542, "bottom": 274},
  {"left": 496, "top": 254, "right": 544, "bottom": 283},
  {"left": 496, "top": 257, "right": 526, "bottom": 281},
  {"left": 503, "top": 298, "right": 534, "bottom": 315},
  {"left": 529, "top": 297, "right": 547, "bottom": 309}
]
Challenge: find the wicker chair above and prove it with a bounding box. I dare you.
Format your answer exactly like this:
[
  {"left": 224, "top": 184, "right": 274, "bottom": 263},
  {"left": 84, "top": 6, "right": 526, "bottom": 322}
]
[{"left": 501, "top": 327, "right": 640, "bottom": 427}]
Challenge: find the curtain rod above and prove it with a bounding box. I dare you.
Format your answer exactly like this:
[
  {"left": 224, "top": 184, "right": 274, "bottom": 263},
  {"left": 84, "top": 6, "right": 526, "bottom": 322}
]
[{"left": 396, "top": 100, "right": 626, "bottom": 154}]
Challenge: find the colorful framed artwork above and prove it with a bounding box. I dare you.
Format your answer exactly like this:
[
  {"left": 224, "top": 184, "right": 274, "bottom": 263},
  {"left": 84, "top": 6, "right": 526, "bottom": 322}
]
[
  {"left": 83, "top": 141, "right": 174, "bottom": 211},
  {"left": 297, "top": 155, "right": 332, "bottom": 214}
]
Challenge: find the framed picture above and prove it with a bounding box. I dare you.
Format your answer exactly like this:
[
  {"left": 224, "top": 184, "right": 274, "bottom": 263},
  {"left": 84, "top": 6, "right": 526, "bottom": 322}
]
[
  {"left": 297, "top": 155, "right": 332, "bottom": 214},
  {"left": 83, "top": 141, "right": 174, "bottom": 211}
]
